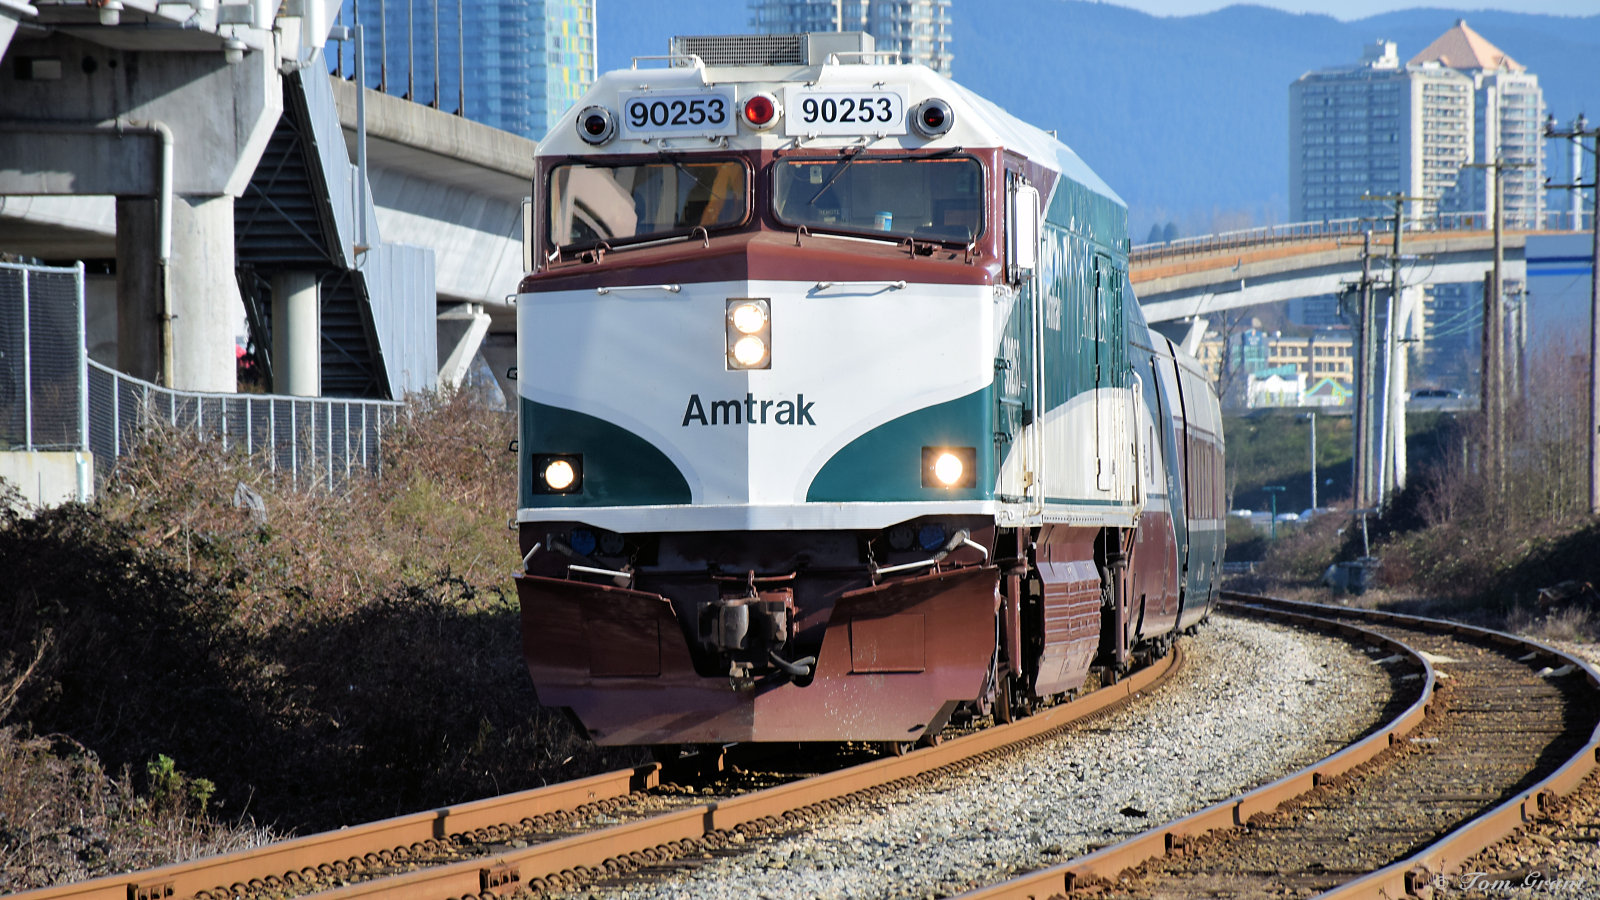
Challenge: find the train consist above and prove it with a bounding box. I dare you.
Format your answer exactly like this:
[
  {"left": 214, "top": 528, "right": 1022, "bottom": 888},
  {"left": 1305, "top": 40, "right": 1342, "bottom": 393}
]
[{"left": 514, "top": 33, "right": 1224, "bottom": 748}]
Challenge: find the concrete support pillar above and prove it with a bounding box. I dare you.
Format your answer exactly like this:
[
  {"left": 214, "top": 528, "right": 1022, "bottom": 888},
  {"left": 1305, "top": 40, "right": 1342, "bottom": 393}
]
[
  {"left": 115, "top": 196, "right": 162, "bottom": 383},
  {"left": 271, "top": 270, "right": 320, "bottom": 396},
  {"left": 437, "top": 302, "right": 491, "bottom": 390},
  {"left": 1179, "top": 316, "right": 1210, "bottom": 358},
  {"left": 114, "top": 194, "right": 241, "bottom": 391},
  {"left": 169, "top": 194, "right": 241, "bottom": 393}
]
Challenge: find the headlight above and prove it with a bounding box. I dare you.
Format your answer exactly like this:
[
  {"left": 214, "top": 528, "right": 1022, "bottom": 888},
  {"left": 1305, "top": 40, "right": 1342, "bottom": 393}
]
[
  {"left": 731, "top": 302, "right": 767, "bottom": 334},
  {"left": 732, "top": 335, "right": 768, "bottom": 368},
  {"left": 922, "top": 446, "right": 977, "bottom": 489},
  {"left": 534, "top": 454, "right": 583, "bottom": 494},
  {"left": 544, "top": 459, "right": 576, "bottom": 490},
  {"left": 726, "top": 298, "right": 772, "bottom": 370}
]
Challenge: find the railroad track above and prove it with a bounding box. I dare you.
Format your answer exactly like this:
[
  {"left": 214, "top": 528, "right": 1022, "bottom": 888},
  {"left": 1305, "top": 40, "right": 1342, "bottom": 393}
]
[
  {"left": 959, "top": 593, "right": 1600, "bottom": 899},
  {"left": 10, "top": 648, "right": 1183, "bottom": 900}
]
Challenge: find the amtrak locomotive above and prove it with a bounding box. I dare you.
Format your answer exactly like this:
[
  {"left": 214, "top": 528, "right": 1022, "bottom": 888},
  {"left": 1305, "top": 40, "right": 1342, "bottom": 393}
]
[{"left": 514, "top": 33, "right": 1224, "bottom": 748}]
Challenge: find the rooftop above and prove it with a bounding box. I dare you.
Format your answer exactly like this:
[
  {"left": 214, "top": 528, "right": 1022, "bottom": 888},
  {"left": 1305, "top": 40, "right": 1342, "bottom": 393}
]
[{"left": 1408, "top": 19, "right": 1525, "bottom": 73}]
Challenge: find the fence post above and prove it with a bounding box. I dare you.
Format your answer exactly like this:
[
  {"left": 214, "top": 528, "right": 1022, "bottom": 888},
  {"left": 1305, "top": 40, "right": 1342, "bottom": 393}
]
[
  {"left": 21, "top": 269, "right": 32, "bottom": 450},
  {"left": 111, "top": 372, "right": 120, "bottom": 458},
  {"left": 77, "top": 262, "right": 89, "bottom": 453}
]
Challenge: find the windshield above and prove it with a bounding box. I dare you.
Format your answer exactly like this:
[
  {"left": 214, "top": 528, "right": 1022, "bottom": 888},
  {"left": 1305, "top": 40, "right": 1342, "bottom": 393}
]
[
  {"left": 547, "top": 159, "right": 748, "bottom": 251},
  {"left": 772, "top": 155, "right": 984, "bottom": 244}
]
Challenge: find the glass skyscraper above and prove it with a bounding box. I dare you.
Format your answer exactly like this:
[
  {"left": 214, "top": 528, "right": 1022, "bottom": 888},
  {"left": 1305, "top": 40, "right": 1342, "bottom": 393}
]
[
  {"left": 749, "top": 0, "right": 953, "bottom": 76},
  {"left": 337, "top": 0, "right": 595, "bottom": 140}
]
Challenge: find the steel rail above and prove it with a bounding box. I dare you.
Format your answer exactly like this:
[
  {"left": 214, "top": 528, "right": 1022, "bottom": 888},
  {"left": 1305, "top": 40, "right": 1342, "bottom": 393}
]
[
  {"left": 953, "top": 598, "right": 1436, "bottom": 900},
  {"left": 262, "top": 647, "right": 1185, "bottom": 899},
  {"left": 6, "top": 766, "right": 662, "bottom": 900},
  {"left": 954, "top": 593, "right": 1600, "bottom": 900},
  {"left": 13, "top": 643, "right": 1183, "bottom": 900},
  {"left": 1233, "top": 594, "right": 1600, "bottom": 900}
]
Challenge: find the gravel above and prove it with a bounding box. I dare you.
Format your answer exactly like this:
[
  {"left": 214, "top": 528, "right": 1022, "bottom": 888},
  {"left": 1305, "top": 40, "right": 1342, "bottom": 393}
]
[
  {"left": 558, "top": 612, "right": 1396, "bottom": 900},
  {"left": 1440, "top": 637, "right": 1600, "bottom": 900}
]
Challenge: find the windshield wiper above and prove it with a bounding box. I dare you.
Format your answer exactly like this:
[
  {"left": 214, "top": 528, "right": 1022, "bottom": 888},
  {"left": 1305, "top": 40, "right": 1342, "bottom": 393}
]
[
  {"left": 658, "top": 151, "right": 725, "bottom": 200},
  {"left": 808, "top": 144, "right": 867, "bottom": 206}
]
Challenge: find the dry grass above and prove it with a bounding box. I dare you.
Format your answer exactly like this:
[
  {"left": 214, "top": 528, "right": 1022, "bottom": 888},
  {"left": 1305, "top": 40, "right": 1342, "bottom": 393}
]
[{"left": 0, "top": 391, "right": 639, "bottom": 893}]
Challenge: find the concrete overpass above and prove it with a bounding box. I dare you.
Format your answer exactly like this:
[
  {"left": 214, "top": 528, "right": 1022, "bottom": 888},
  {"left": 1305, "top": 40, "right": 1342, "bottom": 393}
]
[
  {"left": 0, "top": 1, "right": 530, "bottom": 399},
  {"left": 1130, "top": 217, "right": 1538, "bottom": 326}
]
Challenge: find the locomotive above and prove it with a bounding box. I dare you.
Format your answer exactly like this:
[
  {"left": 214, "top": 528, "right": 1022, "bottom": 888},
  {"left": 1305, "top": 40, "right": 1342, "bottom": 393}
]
[{"left": 513, "top": 33, "right": 1224, "bottom": 748}]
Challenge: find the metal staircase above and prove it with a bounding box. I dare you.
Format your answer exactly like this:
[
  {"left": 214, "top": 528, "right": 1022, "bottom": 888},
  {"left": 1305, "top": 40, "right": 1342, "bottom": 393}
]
[{"left": 235, "top": 50, "right": 434, "bottom": 400}]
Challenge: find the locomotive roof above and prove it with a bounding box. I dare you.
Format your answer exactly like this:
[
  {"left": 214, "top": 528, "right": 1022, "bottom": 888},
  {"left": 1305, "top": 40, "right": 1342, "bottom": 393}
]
[{"left": 538, "top": 59, "right": 1125, "bottom": 211}]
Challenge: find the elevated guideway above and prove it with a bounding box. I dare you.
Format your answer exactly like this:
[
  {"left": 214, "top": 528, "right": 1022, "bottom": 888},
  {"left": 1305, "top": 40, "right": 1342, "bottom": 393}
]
[
  {"left": 0, "top": 1, "right": 437, "bottom": 400},
  {"left": 1129, "top": 216, "right": 1546, "bottom": 325}
]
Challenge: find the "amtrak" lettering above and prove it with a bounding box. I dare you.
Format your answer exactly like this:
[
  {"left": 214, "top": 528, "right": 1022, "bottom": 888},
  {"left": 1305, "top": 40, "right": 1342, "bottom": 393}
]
[{"left": 682, "top": 393, "right": 817, "bottom": 427}]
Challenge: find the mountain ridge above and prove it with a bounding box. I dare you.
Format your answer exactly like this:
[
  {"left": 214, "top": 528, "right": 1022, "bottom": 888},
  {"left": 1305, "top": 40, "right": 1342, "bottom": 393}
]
[{"left": 596, "top": 1, "right": 1600, "bottom": 238}]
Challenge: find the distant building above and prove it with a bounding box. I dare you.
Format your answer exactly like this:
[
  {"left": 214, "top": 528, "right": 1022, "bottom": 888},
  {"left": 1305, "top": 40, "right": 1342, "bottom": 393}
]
[
  {"left": 1412, "top": 20, "right": 1546, "bottom": 230},
  {"left": 1287, "top": 22, "right": 1546, "bottom": 392},
  {"left": 344, "top": 0, "right": 595, "bottom": 140},
  {"left": 1288, "top": 39, "right": 1473, "bottom": 223},
  {"left": 1199, "top": 328, "right": 1355, "bottom": 409},
  {"left": 1410, "top": 22, "right": 1546, "bottom": 388},
  {"left": 749, "top": 0, "right": 953, "bottom": 75}
]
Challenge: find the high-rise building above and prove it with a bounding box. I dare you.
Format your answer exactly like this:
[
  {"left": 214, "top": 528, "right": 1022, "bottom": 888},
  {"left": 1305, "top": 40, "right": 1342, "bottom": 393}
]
[
  {"left": 1289, "top": 40, "right": 1474, "bottom": 223},
  {"left": 1411, "top": 20, "right": 1546, "bottom": 229},
  {"left": 749, "top": 0, "right": 953, "bottom": 76},
  {"left": 1287, "top": 23, "right": 1546, "bottom": 390},
  {"left": 340, "top": 0, "right": 595, "bottom": 141},
  {"left": 1411, "top": 22, "right": 1545, "bottom": 386}
]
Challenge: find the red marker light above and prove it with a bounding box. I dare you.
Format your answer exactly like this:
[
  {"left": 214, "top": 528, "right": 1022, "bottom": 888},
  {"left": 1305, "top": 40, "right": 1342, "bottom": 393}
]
[
  {"left": 921, "top": 105, "right": 946, "bottom": 130},
  {"left": 583, "top": 113, "right": 608, "bottom": 136},
  {"left": 743, "top": 94, "right": 777, "bottom": 127}
]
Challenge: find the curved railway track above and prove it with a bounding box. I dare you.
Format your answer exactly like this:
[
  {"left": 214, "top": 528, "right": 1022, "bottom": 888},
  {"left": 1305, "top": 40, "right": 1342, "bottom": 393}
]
[
  {"left": 959, "top": 593, "right": 1600, "bottom": 899},
  {"left": 9, "top": 647, "right": 1184, "bottom": 900},
  {"left": 17, "top": 595, "right": 1596, "bottom": 900}
]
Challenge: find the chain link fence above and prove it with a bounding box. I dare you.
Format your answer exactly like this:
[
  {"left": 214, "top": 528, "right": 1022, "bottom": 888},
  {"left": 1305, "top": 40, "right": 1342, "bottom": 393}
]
[
  {"left": 2, "top": 261, "right": 404, "bottom": 493},
  {"left": 0, "top": 261, "right": 86, "bottom": 454}
]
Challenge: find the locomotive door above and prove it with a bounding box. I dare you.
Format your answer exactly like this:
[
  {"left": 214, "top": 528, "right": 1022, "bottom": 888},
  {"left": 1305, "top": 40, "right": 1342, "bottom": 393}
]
[
  {"left": 1092, "top": 253, "right": 1126, "bottom": 496},
  {"left": 998, "top": 171, "right": 1042, "bottom": 509}
]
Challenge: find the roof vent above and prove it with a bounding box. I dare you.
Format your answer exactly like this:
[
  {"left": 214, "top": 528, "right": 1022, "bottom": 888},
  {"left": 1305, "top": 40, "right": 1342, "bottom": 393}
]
[{"left": 671, "top": 32, "right": 875, "bottom": 67}]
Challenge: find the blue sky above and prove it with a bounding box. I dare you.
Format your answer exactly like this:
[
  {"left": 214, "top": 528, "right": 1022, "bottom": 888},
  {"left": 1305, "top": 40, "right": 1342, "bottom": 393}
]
[{"left": 1106, "top": 0, "right": 1599, "bottom": 16}]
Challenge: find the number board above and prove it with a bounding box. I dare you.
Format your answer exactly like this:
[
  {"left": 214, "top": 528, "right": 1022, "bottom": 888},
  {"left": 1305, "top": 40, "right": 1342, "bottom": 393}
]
[
  {"left": 783, "top": 86, "right": 909, "bottom": 137},
  {"left": 618, "top": 89, "right": 738, "bottom": 140}
]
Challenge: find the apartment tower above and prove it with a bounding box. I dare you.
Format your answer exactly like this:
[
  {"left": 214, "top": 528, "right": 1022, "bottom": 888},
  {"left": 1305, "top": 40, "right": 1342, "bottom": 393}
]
[
  {"left": 344, "top": 0, "right": 596, "bottom": 140},
  {"left": 749, "top": 0, "right": 954, "bottom": 75}
]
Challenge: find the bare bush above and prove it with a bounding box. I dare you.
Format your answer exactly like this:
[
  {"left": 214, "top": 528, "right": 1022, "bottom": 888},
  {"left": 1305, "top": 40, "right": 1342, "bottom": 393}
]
[{"left": 0, "top": 390, "right": 640, "bottom": 892}]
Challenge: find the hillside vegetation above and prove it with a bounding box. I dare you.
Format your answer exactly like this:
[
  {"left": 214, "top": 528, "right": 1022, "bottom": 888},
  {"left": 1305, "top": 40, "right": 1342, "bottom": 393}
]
[{"left": 1233, "top": 352, "right": 1600, "bottom": 642}]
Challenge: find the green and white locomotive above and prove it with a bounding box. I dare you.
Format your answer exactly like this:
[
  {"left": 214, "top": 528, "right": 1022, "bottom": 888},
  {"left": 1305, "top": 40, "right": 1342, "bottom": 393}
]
[{"left": 514, "top": 33, "right": 1224, "bottom": 747}]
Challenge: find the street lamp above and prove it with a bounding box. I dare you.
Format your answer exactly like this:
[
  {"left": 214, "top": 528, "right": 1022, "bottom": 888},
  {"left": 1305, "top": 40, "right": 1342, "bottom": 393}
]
[
  {"left": 1300, "top": 412, "right": 1317, "bottom": 512},
  {"left": 1544, "top": 113, "right": 1600, "bottom": 515}
]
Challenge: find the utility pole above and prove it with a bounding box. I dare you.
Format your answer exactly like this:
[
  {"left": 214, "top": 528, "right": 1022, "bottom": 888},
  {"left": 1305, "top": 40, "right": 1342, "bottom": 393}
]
[
  {"left": 1351, "top": 231, "right": 1376, "bottom": 511},
  {"left": 1361, "top": 193, "right": 1427, "bottom": 506},
  {"left": 1465, "top": 160, "right": 1530, "bottom": 499},
  {"left": 1544, "top": 113, "right": 1600, "bottom": 516}
]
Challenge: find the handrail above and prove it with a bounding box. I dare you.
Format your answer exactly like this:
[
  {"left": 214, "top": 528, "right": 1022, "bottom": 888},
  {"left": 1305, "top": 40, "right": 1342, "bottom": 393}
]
[{"left": 1131, "top": 209, "right": 1577, "bottom": 264}]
